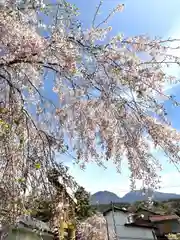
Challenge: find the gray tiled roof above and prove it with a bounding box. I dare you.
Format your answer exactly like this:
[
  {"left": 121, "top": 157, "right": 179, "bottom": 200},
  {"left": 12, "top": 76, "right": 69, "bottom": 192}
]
[{"left": 16, "top": 215, "right": 51, "bottom": 233}]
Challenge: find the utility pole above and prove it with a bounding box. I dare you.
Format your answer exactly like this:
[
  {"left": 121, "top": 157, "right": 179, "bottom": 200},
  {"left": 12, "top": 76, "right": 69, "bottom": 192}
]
[{"left": 111, "top": 202, "right": 118, "bottom": 240}]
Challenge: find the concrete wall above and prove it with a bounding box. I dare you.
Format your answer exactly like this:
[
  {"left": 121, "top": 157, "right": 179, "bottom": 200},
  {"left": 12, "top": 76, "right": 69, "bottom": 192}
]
[
  {"left": 105, "top": 210, "right": 155, "bottom": 240},
  {"left": 171, "top": 220, "right": 180, "bottom": 233},
  {"left": 155, "top": 220, "right": 180, "bottom": 235}
]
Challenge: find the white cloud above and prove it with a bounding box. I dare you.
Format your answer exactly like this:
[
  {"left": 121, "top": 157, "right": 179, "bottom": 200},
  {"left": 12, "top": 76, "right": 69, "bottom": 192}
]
[{"left": 159, "top": 171, "right": 180, "bottom": 194}]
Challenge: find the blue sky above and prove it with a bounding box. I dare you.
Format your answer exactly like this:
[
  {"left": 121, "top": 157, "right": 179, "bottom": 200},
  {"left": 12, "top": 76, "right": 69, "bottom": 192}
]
[{"left": 55, "top": 0, "right": 180, "bottom": 197}]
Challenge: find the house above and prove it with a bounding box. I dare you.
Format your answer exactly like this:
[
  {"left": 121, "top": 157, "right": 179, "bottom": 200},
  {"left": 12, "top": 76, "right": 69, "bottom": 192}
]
[
  {"left": 134, "top": 207, "right": 180, "bottom": 239},
  {"left": 149, "top": 214, "right": 180, "bottom": 237},
  {"left": 0, "top": 215, "right": 54, "bottom": 240},
  {"left": 135, "top": 207, "right": 158, "bottom": 221},
  {"left": 103, "top": 205, "right": 157, "bottom": 240}
]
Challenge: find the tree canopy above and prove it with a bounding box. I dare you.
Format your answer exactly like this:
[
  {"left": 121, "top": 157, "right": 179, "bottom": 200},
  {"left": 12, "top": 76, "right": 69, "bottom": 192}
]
[
  {"left": 75, "top": 186, "right": 95, "bottom": 221},
  {"left": 1, "top": 0, "right": 180, "bottom": 225}
]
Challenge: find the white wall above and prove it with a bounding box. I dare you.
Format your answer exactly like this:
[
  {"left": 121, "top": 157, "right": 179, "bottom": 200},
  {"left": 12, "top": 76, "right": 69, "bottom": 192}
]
[{"left": 105, "top": 211, "right": 155, "bottom": 240}]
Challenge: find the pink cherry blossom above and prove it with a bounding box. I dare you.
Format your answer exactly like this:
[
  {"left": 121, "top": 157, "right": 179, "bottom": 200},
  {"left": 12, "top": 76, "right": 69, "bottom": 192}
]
[{"left": 1, "top": 0, "right": 180, "bottom": 226}]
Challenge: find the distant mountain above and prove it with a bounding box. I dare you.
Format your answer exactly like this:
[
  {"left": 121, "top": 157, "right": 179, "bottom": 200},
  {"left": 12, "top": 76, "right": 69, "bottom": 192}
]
[
  {"left": 90, "top": 191, "right": 122, "bottom": 205},
  {"left": 122, "top": 190, "right": 180, "bottom": 203},
  {"left": 90, "top": 190, "right": 180, "bottom": 205}
]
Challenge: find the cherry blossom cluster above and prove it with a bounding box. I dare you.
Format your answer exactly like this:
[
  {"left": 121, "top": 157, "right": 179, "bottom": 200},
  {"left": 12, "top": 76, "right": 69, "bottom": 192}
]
[{"left": 1, "top": 0, "right": 180, "bottom": 225}]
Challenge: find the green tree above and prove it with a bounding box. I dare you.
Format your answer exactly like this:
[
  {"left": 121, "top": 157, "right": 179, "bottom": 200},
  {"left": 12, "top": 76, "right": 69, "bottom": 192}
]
[{"left": 75, "top": 187, "right": 95, "bottom": 221}]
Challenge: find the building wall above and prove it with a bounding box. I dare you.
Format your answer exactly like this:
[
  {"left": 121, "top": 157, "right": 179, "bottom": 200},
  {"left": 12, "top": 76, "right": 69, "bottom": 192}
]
[
  {"left": 171, "top": 220, "right": 180, "bottom": 233},
  {"left": 105, "top": 211, "right": 155, "bottom": 240},
  {"left": 155, "top": 220, "right": 180, "bottom": 235}
]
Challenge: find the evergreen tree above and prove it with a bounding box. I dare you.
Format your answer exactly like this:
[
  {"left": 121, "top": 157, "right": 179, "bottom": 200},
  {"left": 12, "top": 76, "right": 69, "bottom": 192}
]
[{"left": 75, "top": 187, "right": 95, "bottom": 221}]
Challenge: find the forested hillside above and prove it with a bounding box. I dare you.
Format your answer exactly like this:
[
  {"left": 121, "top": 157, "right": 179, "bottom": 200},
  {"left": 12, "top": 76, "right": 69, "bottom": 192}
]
[{"left": 93, "top": 199, "right": 180, "bottom": 215}]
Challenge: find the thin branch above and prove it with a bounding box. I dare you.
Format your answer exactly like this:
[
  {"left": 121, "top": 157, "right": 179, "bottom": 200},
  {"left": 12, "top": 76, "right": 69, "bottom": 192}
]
[{"left": 92, "top": 1, "right": 103, "bottom": 28}]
